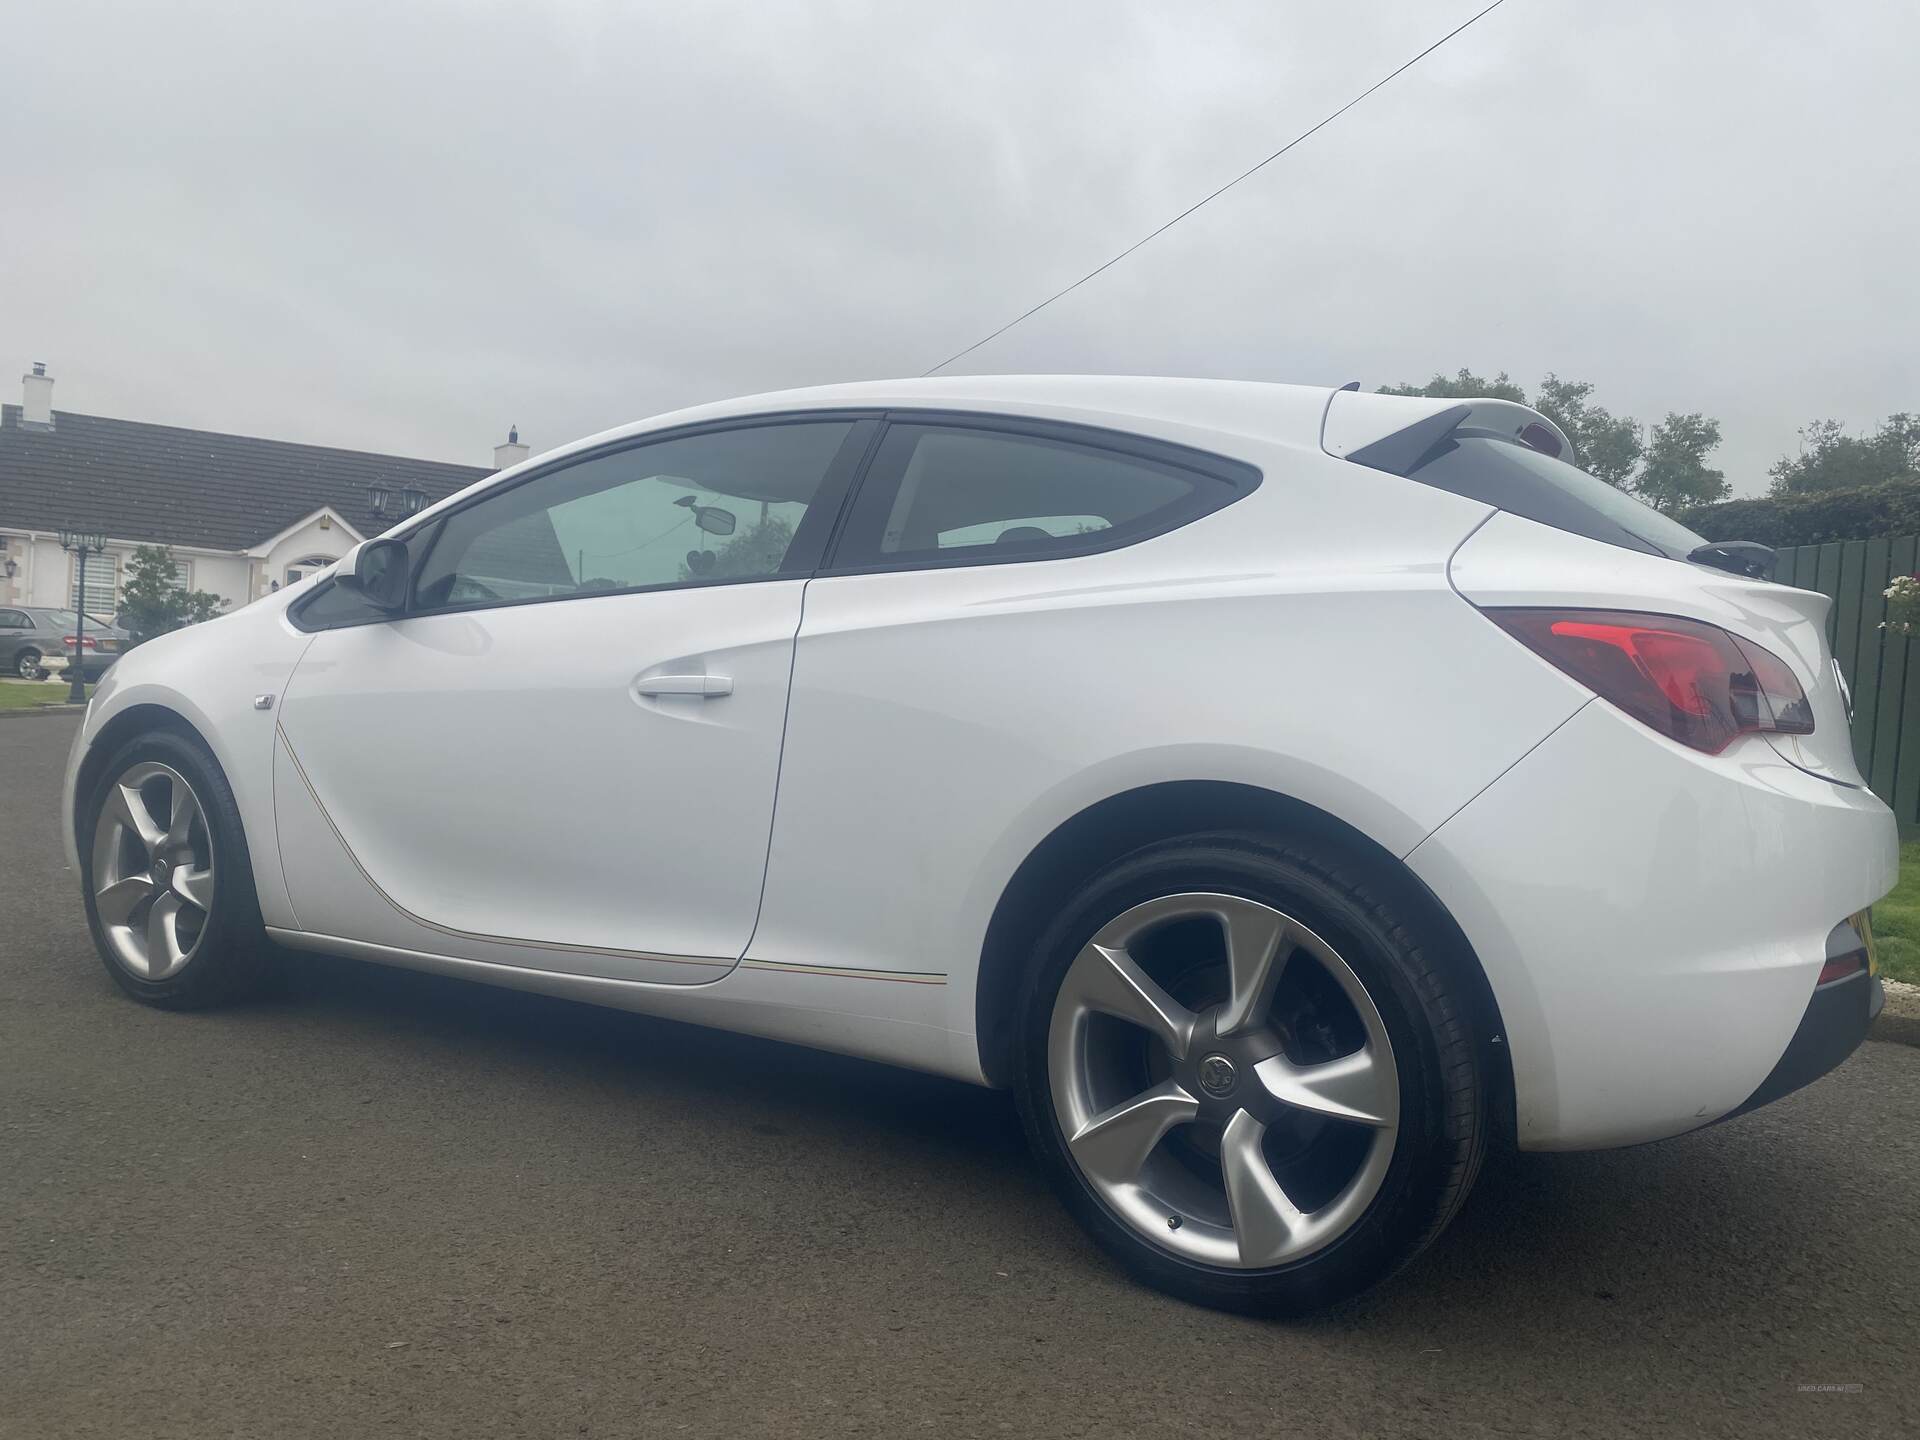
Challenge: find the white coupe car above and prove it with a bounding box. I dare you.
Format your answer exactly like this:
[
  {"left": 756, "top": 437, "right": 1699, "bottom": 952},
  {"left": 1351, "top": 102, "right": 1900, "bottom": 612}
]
[{"left": 63, "top": 377, "right": 1893, "bottom": 1313}]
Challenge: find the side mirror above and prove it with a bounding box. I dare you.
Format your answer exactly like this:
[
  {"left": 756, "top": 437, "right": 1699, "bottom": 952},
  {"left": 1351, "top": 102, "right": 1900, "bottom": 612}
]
[{"left": 335, "top": 537, "right": 409, "bottom": 611}]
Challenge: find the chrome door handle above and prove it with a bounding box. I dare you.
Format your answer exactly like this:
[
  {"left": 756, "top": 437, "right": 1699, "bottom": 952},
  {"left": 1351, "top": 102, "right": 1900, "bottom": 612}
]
[{"left": 634, "top": 674, "right": 733, "bottom": 698}]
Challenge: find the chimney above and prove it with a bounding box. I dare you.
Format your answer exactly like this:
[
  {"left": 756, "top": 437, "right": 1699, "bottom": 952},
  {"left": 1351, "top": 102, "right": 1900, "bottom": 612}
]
[
  {"left": 21, "top": 362, "right": 54, "bottom": 430},
  {"left": 493, "top": 423, "right": 529, "bottom": 471}
]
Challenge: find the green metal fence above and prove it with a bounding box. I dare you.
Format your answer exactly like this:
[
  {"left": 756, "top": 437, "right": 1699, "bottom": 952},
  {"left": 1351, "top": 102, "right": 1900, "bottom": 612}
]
[{"left": 1775, "top": 536, "right": 1920, "bottom": 822}]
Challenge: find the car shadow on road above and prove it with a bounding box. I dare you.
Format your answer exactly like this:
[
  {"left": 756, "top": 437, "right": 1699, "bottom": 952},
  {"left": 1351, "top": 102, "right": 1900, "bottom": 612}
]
[
  {"left": 262, "top": 946, "right": 1870, "bottom": 1346},
  {"left": 268, "top": 946, "right": 1033, "bottom": 1165}
]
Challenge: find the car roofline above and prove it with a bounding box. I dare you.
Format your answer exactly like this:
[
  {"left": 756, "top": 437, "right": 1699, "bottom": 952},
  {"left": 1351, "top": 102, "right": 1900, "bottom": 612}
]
[{"left": 383, "top": 376, "right": 1340, "bottom": 540}]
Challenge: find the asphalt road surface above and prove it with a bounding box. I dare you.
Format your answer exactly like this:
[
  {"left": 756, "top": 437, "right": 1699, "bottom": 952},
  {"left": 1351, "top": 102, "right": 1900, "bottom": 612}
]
[{"left": 4, "top": 713, "right": 1917, "bottom": 1438}]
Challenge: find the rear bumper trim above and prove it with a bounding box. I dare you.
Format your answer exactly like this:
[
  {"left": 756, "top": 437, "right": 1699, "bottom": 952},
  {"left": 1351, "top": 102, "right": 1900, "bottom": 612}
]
[{"left": 1726, "top": 920, "right": 1883, "bottom": 1120}]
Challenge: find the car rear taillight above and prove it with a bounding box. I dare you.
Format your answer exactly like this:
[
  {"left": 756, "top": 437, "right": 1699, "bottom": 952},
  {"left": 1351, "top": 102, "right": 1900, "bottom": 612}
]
[
  {"left": 1486, "top": 609, "right": 1815, "bottom": 756},
  {"left": 63, "top": 635, "right": 97, "bottom": 649}
]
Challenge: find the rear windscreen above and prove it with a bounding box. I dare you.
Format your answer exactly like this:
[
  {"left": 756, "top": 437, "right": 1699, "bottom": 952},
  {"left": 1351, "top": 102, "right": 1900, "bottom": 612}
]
[{"left": 1402, "top": 429, "right": 1708, "bottom": 561}]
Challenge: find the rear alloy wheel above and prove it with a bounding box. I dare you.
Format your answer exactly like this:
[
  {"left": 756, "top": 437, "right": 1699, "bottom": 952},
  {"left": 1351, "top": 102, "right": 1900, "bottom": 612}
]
[
  {"left": 15, "top": 648, "right": 41, "bottom": 679},
  {"left": 1015, "top": 834, "right": 1486, "bottom": 1315},
  {"left": 82, "top": 730, "right": 271, "bottom": 1008}
]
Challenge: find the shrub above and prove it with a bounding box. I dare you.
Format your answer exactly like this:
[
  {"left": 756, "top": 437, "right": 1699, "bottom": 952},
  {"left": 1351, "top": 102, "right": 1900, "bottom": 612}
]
[{"left": 1681, "top": 477, "right": 1920, "bottom": 547}]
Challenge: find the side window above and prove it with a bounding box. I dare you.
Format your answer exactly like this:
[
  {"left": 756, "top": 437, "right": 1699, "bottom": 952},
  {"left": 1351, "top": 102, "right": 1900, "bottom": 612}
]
[
  {"left": 293, "top": 574, "right": 395, "bottom": 631},
  {"left": 832, "top": 423, "right": 1247, "bottom": 569},
  {"left": 413, "top": 421, "right": 856, "bottom": 611},
  {"left": 0, "top": 609, "right": 28, "bottom": 629}
]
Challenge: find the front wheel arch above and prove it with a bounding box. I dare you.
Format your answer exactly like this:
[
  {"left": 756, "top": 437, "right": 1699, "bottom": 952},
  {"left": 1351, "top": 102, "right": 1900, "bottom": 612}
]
[
  {"left": 73, "top": 704, "right": 216, "bottom": 860},
  {"left": 973, "top": 780, "right": 1513, "bottom": 1136}
]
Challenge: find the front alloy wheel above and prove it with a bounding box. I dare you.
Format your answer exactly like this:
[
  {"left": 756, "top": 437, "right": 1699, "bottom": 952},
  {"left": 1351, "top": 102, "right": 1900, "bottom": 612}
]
[
  {"left": 82, "top": 729, "right": 270, "bottom": 1008},
  {"left": 92, "top": 761, "right": 217, "bottom": 980}
]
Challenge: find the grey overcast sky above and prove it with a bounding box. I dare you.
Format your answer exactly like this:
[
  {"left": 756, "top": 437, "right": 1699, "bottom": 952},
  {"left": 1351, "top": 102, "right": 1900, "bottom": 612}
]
[{"left": 3, "top": 0, "right": 1915, "bottom": 492}]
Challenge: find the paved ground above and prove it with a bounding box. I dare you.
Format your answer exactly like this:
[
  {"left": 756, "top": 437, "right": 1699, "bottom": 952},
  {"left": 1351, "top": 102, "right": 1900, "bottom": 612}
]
[{"left": 4, "top": 714, "right": 1917, "bottom": 1438}]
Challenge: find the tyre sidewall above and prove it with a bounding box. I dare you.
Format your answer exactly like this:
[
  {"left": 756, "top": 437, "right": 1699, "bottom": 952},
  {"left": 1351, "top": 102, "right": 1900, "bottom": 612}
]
[{"left": 1013, "top": 834, "right": 1475, "bottom": 1316}]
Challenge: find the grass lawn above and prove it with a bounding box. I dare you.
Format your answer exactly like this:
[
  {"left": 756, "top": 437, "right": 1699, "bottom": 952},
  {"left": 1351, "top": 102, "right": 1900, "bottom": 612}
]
[
  {"left": 1871, "top": 841, "right": 1920, "bottom": 985},
  {"left": 0, "top": 681, "right": 88, "bottom": 711}
]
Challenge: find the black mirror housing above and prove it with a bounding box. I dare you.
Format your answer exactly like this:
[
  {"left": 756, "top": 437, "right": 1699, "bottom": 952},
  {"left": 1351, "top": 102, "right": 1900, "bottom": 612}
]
[{"left": 336, "top": 538, "right": 409, "bottom": 611}]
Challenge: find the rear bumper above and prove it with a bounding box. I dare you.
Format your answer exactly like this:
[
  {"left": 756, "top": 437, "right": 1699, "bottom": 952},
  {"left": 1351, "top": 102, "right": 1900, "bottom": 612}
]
[
  {"left": 1725, "top": 921, "right": 1884, "bottom": 1120},
  {"left": 1408, "top": 698, "right": 1897, "bottom": 1151}
]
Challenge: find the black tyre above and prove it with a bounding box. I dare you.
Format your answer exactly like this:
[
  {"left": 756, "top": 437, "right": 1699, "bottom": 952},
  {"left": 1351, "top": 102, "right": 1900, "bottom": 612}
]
[
  {"left": 1013, "top": 831, "right": 1486, "bottom": 1315},
  {"left": 79, "top": 728, "right": 272, "bottom": 1008},
  {"left": 15, "top": 647, "right": 41, "bottom": 679}
]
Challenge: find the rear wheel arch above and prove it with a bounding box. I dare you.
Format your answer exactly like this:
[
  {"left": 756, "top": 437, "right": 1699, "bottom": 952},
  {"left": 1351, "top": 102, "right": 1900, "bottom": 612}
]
[{"left": 973, "top": 780, "right": 1514, "bottom": 1134}]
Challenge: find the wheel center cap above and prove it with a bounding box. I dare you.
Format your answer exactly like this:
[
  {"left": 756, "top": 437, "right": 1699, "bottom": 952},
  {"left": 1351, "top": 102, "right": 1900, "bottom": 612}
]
[
  {"left": 1198, "top": 1053, "right": 1237, "bottom": 1098},
  {"left": 151, "top": 858, "right": 170, "bottom": 881}
]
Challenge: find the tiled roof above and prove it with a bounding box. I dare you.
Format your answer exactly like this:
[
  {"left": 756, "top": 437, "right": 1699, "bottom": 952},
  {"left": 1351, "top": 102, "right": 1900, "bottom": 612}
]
[{"left": 0, "top": 405, "right": 492, "bottom": 551}]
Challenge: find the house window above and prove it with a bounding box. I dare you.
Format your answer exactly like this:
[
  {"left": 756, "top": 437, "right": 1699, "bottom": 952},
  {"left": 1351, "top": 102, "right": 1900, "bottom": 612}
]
[
  {"left": 173, "top": 558, "right": 193, "bottom": 589},
  {"left": 70, "top": 551, "right": 119, "bottom": 617},
  {"left": 285, "top": 554, "right": 335, "bottom": 587}
]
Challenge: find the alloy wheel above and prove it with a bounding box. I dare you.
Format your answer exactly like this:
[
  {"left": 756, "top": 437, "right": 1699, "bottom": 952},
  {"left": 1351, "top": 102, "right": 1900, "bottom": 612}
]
[
  {"left": 1047, "top": 892, "right": 1399, "bottom": 1268},
  {"left": 91, "top": 761, "right": 217, "bottom": 980}
]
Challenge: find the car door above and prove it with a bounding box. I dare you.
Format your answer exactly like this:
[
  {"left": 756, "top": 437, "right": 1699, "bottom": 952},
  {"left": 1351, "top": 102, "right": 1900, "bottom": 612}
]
[
  {"left": 274, "top": 415, "right": 875, "bottom": 983},
  {"left": 746, "top": 414, "right": 1261, "bottom": 983}
]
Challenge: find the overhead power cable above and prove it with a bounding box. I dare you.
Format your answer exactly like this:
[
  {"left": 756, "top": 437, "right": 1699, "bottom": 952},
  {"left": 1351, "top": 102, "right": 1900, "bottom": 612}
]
[{"left": 921, "top": 0, "right": 1510, "bottom": 376}]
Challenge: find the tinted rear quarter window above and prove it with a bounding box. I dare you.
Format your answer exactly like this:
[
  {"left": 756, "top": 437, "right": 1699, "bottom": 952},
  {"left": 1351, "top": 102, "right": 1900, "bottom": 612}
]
[
  {"left": 832, "top": 421, "right": 1255, "bottom": 569},
  {"left": 1401, "top": 429, "right": 1708, "bottom": 560}
]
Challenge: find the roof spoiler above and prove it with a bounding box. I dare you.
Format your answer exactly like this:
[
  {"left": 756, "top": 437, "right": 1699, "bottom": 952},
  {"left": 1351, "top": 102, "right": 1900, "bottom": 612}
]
[
  {"left": 1322, "top": 391, "right": 1573, "bottom": 475},
  {"left": 1344, "top": 404, "right": 1472, "bottom": 476}
]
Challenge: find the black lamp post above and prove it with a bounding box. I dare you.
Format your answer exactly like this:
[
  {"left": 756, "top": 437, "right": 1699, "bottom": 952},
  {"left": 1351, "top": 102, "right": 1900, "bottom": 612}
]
[{"left": 57, "top": 530, "right": 108, "bottom": 703}]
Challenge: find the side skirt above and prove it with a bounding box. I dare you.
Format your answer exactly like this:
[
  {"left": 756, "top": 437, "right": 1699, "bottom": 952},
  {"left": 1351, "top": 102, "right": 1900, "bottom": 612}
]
[{"left": 266, "top": 927, "right": 986, "bottom": 1084}]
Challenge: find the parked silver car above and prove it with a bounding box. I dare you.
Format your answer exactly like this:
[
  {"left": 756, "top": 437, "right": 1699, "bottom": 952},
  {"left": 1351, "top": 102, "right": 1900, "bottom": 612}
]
[{"left": 0, "top": 606, "right": 129, "bottom": 680}]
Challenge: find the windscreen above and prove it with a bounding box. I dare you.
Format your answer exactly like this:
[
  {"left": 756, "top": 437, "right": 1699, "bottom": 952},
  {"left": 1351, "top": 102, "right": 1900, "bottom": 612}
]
[{"left": 1404, "top": 428, "right": 1709, "bottom": 561}]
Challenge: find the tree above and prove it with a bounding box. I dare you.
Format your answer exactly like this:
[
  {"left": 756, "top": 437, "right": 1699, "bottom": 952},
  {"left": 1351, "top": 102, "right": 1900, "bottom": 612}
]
[
  {"left": 1768, "top": 414, "right": 1920, "bottom": 495},
  {"left": 1378, "top": 368, "right": 1527, "bottom": 404},
  {"left": 117, "top": 544, "right": 225, "bottom": 648},
  {"left": 679, "top": 514, "right": 795, "bottom": 581},
  {"left": 1377, "top": 369, "right": 1725, "bottom": 506},
  {"left": 1634, "top": 413, "right": 1728, "bottom": 514},
  {"left": 1533, "top": 374, "right": 1643, "bottom": 488}
]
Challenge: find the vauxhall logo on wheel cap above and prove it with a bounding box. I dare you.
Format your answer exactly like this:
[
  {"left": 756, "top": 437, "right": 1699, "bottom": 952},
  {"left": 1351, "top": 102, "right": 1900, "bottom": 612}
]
[{"left": 1198, "top": 1053, "right": 1237, "bottom": 1098}]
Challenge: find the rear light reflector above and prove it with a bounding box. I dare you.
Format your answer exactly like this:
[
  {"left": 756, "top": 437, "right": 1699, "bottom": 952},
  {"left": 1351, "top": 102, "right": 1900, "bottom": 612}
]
[
  {"left": 1817, "top": 954, "right": 1864, "bottom": 985},
  {"left": 1485, "top": 609, "right": 1815, "bottom": 755}
]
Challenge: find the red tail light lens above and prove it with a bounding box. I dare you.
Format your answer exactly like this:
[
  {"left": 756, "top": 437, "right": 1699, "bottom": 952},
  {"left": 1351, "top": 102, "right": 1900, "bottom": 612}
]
[
  {"left": 62, "top": 635, "right": 97, "bottom": 649},
  {"left": 1486, "top": 609, "right": 1815, "bottom": 755},
  {"left": 1817, "top": 954, "right": 1864, "bottom": 985}
]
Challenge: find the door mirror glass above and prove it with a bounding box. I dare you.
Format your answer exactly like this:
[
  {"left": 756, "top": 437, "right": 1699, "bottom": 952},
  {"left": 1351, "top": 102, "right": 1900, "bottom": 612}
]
[{"left": 336, "top": 538, "right": 409, "bottom": 611}]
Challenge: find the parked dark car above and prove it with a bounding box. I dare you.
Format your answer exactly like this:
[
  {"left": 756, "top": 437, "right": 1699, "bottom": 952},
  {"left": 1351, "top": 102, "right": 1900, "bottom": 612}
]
[{"left": 0, "top": 606, "right": 128, "bottom": 680}]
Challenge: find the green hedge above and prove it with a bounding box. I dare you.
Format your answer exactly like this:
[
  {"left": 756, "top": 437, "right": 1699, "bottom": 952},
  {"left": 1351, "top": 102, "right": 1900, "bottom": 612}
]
[{"left": 1682, "top": 477, "right": 1920, "bottom": 547}]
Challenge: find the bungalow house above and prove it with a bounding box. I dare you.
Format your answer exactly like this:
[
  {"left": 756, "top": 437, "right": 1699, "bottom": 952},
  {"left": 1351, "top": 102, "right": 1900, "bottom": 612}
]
[{"left": 0, "top": 363, "right": 527, "bottom": 615}]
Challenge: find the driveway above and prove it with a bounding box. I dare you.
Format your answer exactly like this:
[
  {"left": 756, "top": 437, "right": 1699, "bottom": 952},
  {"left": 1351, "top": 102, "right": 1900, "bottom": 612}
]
[{"left": 3, "top": 714, "right": 1915, "bottom": 1438}]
